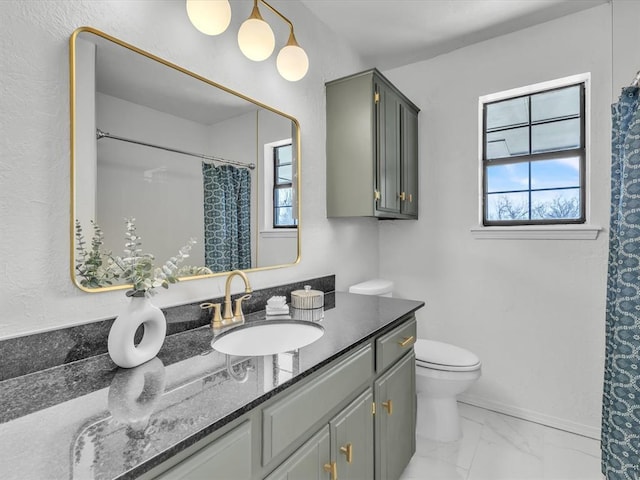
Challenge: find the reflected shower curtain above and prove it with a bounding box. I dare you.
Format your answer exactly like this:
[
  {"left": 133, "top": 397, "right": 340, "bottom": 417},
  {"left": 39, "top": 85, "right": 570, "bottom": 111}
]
[
  {"left": 202, "top": 163, "right": 251, "bottom": 273},
  {"left": 602, "top": 86, "right": 640, "bottom": 480}
]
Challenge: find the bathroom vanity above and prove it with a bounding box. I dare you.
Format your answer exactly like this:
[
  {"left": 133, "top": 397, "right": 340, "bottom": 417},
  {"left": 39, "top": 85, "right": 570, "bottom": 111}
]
[{"left": 0, "top": 292, "right": 423, "bottom": 480}]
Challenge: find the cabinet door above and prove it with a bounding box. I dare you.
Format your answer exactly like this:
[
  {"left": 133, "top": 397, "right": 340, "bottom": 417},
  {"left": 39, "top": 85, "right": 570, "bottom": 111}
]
[
  {"left": 155, "top": 420, "right": 252, "bottom": 480},
  {"left": 400, "top": 105, "right": 419, "bottom": 217},
  {"left": 375, "top": 352, "right": 416, "bottom": 480},
  {"left": 375, "top": 79, "right": 401, "bottom": 215},
  {"left": 264, "top": 426, "right": 331, "bottom": 480},
  {"left": 330, "top": 389, "right": 374, "bottom": 480}
]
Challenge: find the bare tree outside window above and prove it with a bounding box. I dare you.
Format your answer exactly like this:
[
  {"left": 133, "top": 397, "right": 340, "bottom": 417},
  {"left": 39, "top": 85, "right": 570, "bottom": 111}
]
[{"left": 482, "top": 81, "right": 586, "bottom": 225}]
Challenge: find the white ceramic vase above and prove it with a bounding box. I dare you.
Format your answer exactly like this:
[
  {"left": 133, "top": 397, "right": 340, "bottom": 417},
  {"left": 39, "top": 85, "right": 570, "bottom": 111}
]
[{"left": 108, "top": 295, "right": 167, "bottom": 368}]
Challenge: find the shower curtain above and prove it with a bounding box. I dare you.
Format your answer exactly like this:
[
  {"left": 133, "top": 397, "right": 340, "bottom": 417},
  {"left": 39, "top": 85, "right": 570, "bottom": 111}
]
[
  {"left": 602, "top": 85, "right": 640, "bottom": 480},
  {"left": 202, "top": 163, "right": 251, "bottom": 273}
]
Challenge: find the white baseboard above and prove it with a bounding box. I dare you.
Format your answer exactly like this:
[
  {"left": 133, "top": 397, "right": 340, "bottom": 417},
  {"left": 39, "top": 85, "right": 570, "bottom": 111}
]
[{"left": 458, "top": 393, "right": 601, "bottom": 440}]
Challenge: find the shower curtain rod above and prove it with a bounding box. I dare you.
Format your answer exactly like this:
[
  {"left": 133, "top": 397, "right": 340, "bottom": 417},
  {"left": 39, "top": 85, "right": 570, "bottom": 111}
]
[{"left": 96, "top": 129, "right": 256, "bottom": 170}]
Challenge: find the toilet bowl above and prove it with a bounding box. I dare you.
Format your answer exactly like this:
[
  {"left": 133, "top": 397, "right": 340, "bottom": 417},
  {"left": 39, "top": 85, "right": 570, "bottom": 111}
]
[{"left": 414, "top": 339, "right": 481, "bottom": 442}]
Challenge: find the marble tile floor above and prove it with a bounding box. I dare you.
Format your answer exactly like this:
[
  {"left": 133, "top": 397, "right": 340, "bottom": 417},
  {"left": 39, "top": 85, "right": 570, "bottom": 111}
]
[{"left": 400, "top": 403, "right": 602, "bottom": 480}]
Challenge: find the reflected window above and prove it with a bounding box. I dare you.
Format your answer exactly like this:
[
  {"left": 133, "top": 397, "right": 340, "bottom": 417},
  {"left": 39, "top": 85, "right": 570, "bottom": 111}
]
[
  {"left": 482, "top": 80, "right": 586, "bottom": 225},
  {"left": 273, "top": 143, "right": 297, "bottom": 228}
]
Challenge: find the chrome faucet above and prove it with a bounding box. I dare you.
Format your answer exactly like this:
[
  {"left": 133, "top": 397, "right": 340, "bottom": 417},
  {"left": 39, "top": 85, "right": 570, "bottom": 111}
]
[{"left": 223, "top": 270, "right": 253, "bottom": 324}]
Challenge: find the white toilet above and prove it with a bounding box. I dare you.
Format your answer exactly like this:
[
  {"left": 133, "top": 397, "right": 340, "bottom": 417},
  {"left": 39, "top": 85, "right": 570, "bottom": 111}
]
[
  {"left": 414, "top": 339, "right": 481, "bottom": 442},
  {"left": 348, "top": 279, "right": 481, "bottom": 443}
]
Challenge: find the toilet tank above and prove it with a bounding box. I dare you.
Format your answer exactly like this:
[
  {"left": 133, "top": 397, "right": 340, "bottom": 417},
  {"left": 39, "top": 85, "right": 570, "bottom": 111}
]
[{"left": 348, "top": 279, "right": 394, "bottom": 297}]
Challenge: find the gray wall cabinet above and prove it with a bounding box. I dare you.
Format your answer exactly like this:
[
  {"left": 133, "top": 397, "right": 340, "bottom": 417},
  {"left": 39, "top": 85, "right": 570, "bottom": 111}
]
[
  {"left": 146, "top": 315, "right": 417, "bottom": 480},
  {"left": 326, "top": 69, "right": 420, "bottom": 219}
]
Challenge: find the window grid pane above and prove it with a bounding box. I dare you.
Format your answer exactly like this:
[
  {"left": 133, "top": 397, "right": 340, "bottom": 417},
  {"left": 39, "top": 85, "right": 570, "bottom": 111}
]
[
  {"left": 482, "top": 82, "right": 585, "bottom": 225},
  {"left": 273, "top": 144, "right": 297, "bottom": 228}
]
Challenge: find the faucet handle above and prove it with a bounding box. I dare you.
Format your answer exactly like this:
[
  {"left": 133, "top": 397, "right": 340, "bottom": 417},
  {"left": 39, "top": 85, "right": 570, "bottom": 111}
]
[
  {"left": 233, "top": 294, "right": 252, "bottom": 324},
  {"left": 200, "top": 302, "right": 223, "bottom": 330}
]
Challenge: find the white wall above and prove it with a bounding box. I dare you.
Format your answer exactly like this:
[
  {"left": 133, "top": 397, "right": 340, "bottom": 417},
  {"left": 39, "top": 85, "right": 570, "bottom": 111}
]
[
  {"left": 256, "top": 109, "right": 299, "bottom": 267},
  {"left": 380, "top": 3, "right": 634, "bottom": 437},
  {"left": 96, "top": 92, "right": 208, "bottom": 266},
  {"left": 0, "top": 0, "right": 376, "bottom": 338}
]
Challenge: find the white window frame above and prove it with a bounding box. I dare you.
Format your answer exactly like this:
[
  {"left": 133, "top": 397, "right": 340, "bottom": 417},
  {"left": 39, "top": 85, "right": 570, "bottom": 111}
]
[{"left": 471, "top": 73, "right": 601, "bottom": 240}]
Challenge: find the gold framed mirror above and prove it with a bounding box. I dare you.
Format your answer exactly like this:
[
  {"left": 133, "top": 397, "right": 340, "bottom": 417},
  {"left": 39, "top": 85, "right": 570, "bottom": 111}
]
[{"left": 70, "top": 27, "right": 300, "bottom": 293}]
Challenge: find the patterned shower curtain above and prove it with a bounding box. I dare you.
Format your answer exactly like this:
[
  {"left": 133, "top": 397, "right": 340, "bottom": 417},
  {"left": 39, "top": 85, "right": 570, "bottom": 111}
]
[
  {"left": 602, "top": 85, "right": 640, "bottom": 480},
  {"left": 202, "top": 163, "right": 251, "bottom": 273}
]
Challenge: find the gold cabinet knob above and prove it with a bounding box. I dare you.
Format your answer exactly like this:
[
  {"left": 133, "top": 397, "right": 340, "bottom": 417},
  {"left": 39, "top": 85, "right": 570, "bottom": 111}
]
[
  {"left": 408, "top": 193, "right": 413, "bottom": 202},
  {"left": 323, "top": 461, "right": 338, "bottom": 480},
  {"left": 340, "top": 443, "right": 353, "bottom": 463},
  {"left": 398, "top": 192, "right": 406, "bottom": 201},
  {"left": 398, "top": 335, "right": 414, "bottom": 348},
  {"left": 374, "top": 190, "right": 381, "bottom": 201},
  {"left": 382, "top": 399, "right": 393, "bottom": 415}
]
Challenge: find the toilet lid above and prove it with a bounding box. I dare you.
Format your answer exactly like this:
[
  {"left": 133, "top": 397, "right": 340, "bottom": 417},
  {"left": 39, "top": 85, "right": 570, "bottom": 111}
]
[{"left": 415, "top": 339, "right": 480, "bottom": 371}]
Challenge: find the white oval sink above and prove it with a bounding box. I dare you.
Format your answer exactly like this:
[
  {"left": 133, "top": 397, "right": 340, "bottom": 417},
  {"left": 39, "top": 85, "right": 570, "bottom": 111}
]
[{"left": 211, "top": 320, "right": 325, "bottom": 356}]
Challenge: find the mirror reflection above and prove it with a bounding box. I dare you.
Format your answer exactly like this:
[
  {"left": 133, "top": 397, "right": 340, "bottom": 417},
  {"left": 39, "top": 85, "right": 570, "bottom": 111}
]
[{"left": 70, "top": 28, "right": 300, "bottom": 292}]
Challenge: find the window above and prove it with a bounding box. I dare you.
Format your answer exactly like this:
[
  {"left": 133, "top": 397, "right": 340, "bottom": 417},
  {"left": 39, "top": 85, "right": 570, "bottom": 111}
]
[
  {"left": 273, "top": 143, "right": 297, "bottom": 228},
  {"left": 481, "top": 80, "right": 586, "bottom": 226}
]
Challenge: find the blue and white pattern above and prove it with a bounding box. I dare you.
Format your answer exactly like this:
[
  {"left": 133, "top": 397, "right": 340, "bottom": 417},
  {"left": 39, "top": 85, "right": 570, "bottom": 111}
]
[
  {"left": 602, "top": 86, "right": 640, "bottom": 480},
  {"left": 202, "top": 163, "right": 251, "bottom": 273}
]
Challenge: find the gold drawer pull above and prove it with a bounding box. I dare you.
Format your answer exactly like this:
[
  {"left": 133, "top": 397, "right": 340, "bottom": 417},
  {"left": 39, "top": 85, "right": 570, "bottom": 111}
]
[
  {"left": 398, "top": 336, "right": 414, "bottom": 348},
  {"left": 382, "top": 399, "right": 393, "bottom": 415},
  {"left": 323, "top": 461, "right": 338, "bottom": 480},
  {"left": 340, "top": 443, "right": 353, "bottom": 463},
  {"left": 398, "top": 192, "right": 406, "bottom": 201}
]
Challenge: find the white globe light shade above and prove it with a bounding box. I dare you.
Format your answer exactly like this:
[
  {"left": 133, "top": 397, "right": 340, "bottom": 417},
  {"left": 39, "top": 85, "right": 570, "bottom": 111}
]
[
  {"left": 186, "top": 0, "right": 231, "bottom": 36},
  {"left": 277, "top": 44, "right": 309, "bottom": 81},
  {"left": 237, "top": 18, "right": 275, "bottom": 61}
]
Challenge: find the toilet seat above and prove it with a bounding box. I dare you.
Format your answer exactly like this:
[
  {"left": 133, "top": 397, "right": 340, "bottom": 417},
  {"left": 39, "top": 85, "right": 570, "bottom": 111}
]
[{"left": 415, "top": 339, "right": 481, "bottom": 372}]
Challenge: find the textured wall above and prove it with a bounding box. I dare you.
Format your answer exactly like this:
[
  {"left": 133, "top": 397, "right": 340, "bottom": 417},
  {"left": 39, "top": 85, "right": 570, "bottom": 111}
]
[
  {"left": 0, "top": 0, "right": 377, "bottom": 339},
  {"left": 380, "top": 4, "right": 617, "bottom": 437}
]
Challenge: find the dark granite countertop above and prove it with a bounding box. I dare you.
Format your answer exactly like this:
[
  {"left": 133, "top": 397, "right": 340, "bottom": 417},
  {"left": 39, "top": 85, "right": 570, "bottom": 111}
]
[{"left": 0, "top": 292, "right": 424, "bottom": 480}]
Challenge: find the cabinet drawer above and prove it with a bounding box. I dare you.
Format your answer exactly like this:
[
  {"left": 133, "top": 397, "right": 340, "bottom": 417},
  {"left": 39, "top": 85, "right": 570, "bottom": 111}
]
[
  {"left": 155, "top": 420, "right": 251, "bottom": 480},
  {"left": 263, "top": 345, "right": 373, "bottom": 464},
  {"left": 375, "top": 317, "right": 416, "bottom": 372}
]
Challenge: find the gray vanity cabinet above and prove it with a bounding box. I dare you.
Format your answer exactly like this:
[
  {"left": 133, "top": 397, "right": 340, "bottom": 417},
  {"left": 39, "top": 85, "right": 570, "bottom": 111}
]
[
  {"left": 375, "top": 352, "right": 416, "bottom": 480},
  {"left": 330, "top": 389, "right": 375, "bottom": 480},
  {"left": 146, "top": 314, "right": 418, "bottom": 480},
  {"left": 326, "top": 69, "right": 419, "bottom": 219},
  {"left": 265, "top": 389, "right": 375, "bottom": 480},
  {"left": 263, "top": 426, "right": 331, "bottom": 480},
  {"left": 153, "top": 420, "right": 252, "bottom": 480}
]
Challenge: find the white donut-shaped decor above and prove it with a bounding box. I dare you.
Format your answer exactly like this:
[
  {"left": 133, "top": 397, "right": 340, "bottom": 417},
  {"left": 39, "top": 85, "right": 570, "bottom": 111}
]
[{"left": 108, "top": 296, "right": 167, "bottom": 368}]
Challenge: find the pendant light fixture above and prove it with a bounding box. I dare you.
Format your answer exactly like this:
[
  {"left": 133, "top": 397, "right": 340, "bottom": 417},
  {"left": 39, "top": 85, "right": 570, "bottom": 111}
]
[
  {"left": 186, "top": 0, "right": 309, "bottom": 82},
  {"left": 276, "top": 30, "right": 309, "bottom": 82},
  {"left": 237, "top": 0, "right": 275, "bottom": 62},
  {"left": 185, "top": 0, "right": 232, "bottom": 36}
]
